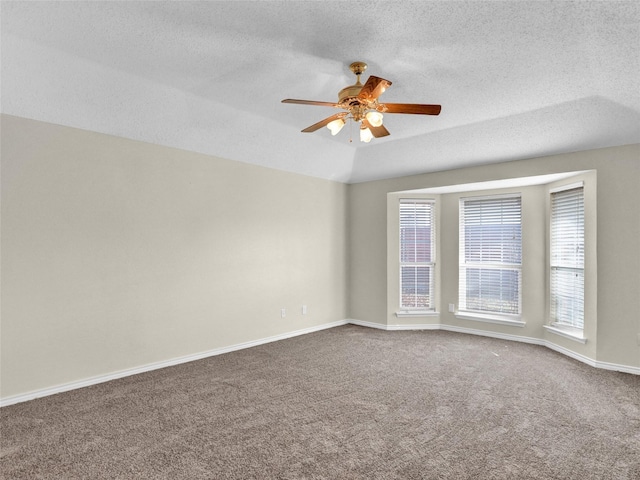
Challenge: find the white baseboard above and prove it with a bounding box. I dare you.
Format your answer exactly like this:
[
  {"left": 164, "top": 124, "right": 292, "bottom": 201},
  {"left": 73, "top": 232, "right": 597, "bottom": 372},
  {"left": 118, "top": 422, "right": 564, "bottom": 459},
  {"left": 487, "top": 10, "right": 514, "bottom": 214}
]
[
  {"left": 438, "top": 323, "right": 543, "bottom": 345},
  {"left": 543, "top": 340, "right": 597, "bottom": 368},
  {"left": 346, "top": 318, "right": 441, "bottom": 331},
  {"left": 347, "top": 319, "right": 640, "bottom": 375},
  {"left": 594, "top": 360, "right": 640, "bottom": 375},
  {"left": 0, "top": 319, "right": 349, "bottom": 408},
  {"left": 346, "top": 318, "right": 390, "bottom": 330},
  {"left": 346, "top": 318, "right": 440, "bottom": 331},
  {"left": 3, "top": 318, "right": 637, "bottom": 407}
]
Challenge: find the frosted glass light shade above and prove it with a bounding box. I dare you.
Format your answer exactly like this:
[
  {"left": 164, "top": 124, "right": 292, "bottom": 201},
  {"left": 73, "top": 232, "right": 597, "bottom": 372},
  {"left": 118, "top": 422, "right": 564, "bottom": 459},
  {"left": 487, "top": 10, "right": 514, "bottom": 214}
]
[
  {"left": 327, "top": 118, "right": 346, "bottom": 135},
  {"left": 360, "top": 126, "right": 373, "bottom": 143},
  {"left": 365, "top": 111, "right": 384, "bottom": 127}
]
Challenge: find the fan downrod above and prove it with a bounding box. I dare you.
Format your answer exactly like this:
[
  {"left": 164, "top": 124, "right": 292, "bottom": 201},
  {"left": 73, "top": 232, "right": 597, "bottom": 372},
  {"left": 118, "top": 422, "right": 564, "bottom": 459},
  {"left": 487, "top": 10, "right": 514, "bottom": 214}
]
[
  {"left": 339, "top": 62, "right": 368, "bottom": 103},
  {"left": 349, "top": 61, "right": 367, "bottom": 84}
]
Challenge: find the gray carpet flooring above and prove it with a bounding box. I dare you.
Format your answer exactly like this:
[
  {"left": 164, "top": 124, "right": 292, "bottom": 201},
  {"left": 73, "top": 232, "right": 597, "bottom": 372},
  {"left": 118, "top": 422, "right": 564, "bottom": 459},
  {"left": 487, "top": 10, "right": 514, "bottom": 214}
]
[{"left": 1, "top": 325, "right": 639, "bottom": 479}]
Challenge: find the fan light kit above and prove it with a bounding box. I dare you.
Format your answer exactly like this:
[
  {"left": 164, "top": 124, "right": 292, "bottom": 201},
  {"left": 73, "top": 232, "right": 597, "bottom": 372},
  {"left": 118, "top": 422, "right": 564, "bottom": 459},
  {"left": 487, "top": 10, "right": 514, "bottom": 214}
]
[{"left": 282, "top": 61, "right": 441, "bottom": 142}]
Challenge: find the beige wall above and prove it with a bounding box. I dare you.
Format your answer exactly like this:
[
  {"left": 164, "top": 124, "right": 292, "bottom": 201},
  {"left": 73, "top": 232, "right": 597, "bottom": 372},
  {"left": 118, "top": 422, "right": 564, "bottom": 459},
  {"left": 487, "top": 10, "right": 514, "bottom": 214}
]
[
  {"left": 350, "top": 145, "right": 640, "bottom": 369},
  {"left": 1, "top": 115, "right": 349, "bottom": 399},
  {"left": 2, "top": 114, "right": 638, "bottom": 401}
]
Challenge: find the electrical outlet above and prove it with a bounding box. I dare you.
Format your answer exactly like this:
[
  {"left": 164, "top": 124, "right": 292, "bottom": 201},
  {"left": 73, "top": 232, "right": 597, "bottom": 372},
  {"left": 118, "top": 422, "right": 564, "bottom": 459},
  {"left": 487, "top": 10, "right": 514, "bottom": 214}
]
[
  {"left": 448, "top": 304, "right": 455, "bottom": 313},
  {"left": 302, "top": 305, "right": 307, "bottom": 315},
  {"left": 281, "top": 308, "right": 286, "bottom": 318}
]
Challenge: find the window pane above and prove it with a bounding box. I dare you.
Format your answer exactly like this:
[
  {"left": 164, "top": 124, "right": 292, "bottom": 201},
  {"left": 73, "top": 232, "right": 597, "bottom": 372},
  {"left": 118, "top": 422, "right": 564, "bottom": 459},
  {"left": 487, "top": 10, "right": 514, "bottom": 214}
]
[
  {"left": 401, "top": 265, "right": 432, "bottom": 309},
  {"left": 400, "top": 202, "right": 433, "bottom": 263},
  {"left": 551, "top": 188, "right": 584, "bottom": 269},
  {"left": 463, "top": 197, "right": 522, "bottom": 265},
  {"left": 551, "top": 267, "right": 584, "bottom": 328},
  {"left": 465, "top": 268, "right": 520, "bottom": 314}
]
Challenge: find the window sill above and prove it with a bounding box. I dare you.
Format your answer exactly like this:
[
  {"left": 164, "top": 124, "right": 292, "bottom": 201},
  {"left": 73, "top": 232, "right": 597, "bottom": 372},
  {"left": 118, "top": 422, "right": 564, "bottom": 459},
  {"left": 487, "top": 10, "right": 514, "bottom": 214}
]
[
  {"left": 455, "top": 311, "right": 525, "bottom": 327},
  {"left": 544, "top": 324, "right": 587, "bottom": 344},
  {"left": 396, "top": 311, "right": 439, "bottom": 318}
]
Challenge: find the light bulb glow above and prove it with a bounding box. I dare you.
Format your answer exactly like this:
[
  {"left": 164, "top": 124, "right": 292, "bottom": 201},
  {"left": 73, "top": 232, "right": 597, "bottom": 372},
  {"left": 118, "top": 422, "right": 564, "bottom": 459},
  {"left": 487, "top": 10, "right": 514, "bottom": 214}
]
[
  {"left": 360, "top": 126, "right": 373, "bottom": 143},
  {"left": 365, "top": 111, "right": 384, "bottom": 127},
  {"left": 327, "top": 118, "right": 346, "bottom": 135}
]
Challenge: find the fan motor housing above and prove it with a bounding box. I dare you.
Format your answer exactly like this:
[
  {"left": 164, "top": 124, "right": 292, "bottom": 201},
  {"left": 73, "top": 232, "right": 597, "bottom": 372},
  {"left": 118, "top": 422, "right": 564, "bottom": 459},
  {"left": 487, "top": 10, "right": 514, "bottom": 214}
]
[{"left": 338, "top": 84, "right": 363, "bottom": 104}]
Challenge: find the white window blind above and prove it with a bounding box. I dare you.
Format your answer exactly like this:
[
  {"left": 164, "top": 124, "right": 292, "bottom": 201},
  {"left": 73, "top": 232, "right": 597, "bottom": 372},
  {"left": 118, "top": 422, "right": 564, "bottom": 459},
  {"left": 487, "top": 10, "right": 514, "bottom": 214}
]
[
  {"left": 459, "top": 195, "right": 522, "bottom": 315},
  {"left": 400, "top": 200, "right": 435, "bottom": 310},
  {"left": 550, "top": 186, "right": 584, "bottom": 328}
]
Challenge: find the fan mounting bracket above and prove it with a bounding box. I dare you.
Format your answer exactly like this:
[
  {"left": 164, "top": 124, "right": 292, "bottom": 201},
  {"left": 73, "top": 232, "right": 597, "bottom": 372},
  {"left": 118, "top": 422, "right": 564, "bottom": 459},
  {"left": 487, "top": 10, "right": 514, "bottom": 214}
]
[{"left": 349, "top": 61, "right": 368, "bottom": 76}]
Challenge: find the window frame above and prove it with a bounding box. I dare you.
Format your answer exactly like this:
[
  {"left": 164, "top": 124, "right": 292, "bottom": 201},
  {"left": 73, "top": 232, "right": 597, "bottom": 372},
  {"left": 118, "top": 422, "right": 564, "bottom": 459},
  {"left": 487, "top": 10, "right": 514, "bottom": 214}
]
[
  {"left": 398, "top": 199, "right": 436, "bottom": 312},
  {"left": 549, "top": 182, "right": 585, "bottom": 331},
  {"left": 458, "top": 193, "right": 523, "bottom": 322}
]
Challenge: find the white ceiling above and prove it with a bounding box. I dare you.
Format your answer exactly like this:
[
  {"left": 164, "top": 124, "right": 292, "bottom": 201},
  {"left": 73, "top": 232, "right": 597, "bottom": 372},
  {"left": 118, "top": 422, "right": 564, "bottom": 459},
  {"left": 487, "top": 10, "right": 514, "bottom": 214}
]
[{"left": 2, "top": 1, "right": 639, "bottom": 183}]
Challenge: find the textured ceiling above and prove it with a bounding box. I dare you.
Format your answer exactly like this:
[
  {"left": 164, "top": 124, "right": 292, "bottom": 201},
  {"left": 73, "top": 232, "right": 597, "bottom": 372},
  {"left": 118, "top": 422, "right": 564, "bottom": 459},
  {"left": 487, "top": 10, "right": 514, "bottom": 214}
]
[{"left": 2, "top": 1, "right": 639, "bottom": 183}]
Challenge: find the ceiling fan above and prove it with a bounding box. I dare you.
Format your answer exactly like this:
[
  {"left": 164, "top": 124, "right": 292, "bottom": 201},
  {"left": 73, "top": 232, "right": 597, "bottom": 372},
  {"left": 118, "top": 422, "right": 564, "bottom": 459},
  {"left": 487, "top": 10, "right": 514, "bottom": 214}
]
[{"left": 282, "top": 61, "right": 441, "bottom": 143}]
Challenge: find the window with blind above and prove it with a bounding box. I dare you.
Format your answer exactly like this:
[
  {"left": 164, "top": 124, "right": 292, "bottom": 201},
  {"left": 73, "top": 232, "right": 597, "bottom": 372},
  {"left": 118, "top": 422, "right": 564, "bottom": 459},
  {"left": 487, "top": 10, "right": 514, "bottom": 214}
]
[
  {"left": 550, "top": 185, "right": 584, "bottom": 329},
  {"left": 400, "top": 200, "right": 435, "bottom": 310},
  {"left": 459, "top": 195, "right": 522, "bottom": 316}
]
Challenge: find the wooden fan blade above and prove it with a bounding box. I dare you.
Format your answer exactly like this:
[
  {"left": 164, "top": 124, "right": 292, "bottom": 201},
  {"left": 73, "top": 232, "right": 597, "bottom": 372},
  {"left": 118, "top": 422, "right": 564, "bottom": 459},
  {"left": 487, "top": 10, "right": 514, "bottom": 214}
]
[
  {"left": 358, "top": 76, "right": 392, "bottom": 101},
  {"left": 282, "top": 99, "right": 340, "bottom": 108},
  {"left": 362, "top": 119, "right": 390, "bottom": 138},
  {"left": 382, "top": 103, "right": 441, "bottom": 115},
  {"left": 301, "top": 112, "right": 348, "bottom": 133}
]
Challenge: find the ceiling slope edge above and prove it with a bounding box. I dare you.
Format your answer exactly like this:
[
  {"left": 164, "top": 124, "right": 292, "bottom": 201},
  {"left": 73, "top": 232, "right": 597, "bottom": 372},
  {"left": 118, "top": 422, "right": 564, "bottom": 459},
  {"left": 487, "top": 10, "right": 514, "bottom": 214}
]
[{"left": 1, "top": 33, "right": 357, "bottom": 183}]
